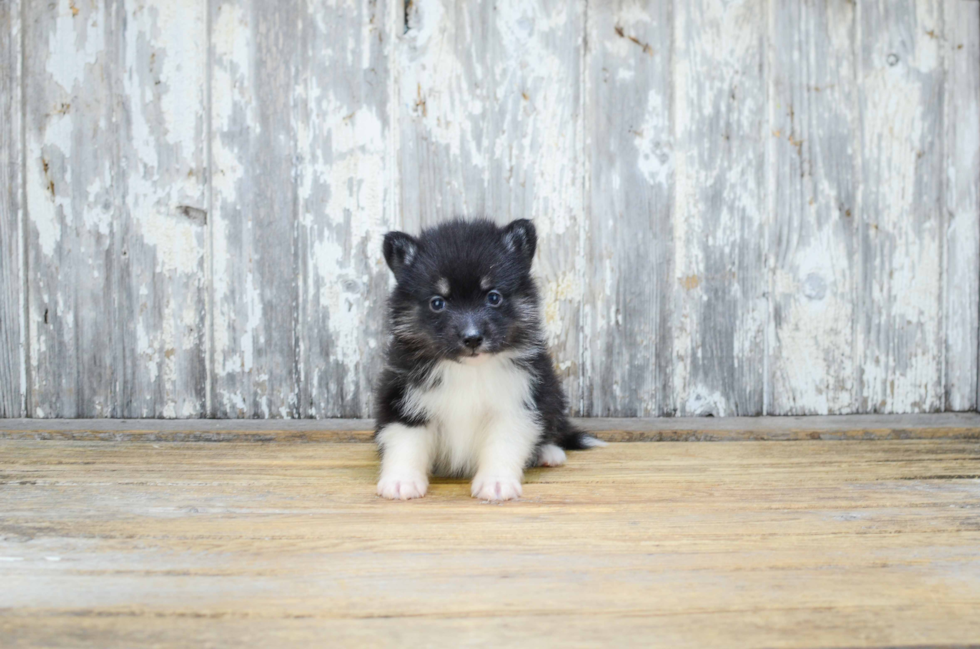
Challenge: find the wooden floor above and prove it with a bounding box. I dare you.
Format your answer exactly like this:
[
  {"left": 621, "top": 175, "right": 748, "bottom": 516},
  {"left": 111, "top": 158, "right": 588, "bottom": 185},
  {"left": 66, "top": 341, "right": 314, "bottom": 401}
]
[{"left": 1, "top": 434, "right": 979, "bottom": 647}]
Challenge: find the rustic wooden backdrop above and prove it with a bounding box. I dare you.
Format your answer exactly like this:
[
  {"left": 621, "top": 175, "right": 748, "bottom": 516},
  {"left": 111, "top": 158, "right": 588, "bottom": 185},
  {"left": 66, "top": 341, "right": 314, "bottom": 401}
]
[{"left": 1, "top": 0, "right": 978, "bottom": 419}]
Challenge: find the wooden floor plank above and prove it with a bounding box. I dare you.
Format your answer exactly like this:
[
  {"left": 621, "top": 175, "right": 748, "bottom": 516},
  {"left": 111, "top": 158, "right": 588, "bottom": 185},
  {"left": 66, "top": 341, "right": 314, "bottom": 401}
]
[
  {"left": 1, "top": 439, "right": 979, "bottom": 647},
  {"left": 2, "top": 412, "right": 980, "bottom": 442}
]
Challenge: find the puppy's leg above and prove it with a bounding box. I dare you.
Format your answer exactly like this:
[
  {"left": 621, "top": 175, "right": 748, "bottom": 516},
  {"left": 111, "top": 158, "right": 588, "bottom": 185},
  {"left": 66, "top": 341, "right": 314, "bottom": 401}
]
[
  {"left": 533, "top": 443, "right": 566, "bottom": 467},
  {"left": 376, "top": 423, "right": 434, "bottom": 500},
  {"left": 471, "top": 412, "right": 539, "bottom": 502}
]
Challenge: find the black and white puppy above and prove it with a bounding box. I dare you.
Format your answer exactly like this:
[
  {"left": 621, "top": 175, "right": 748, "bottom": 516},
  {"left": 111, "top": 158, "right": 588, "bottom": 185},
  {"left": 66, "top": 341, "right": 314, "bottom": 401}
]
[{"left": 374, "top": 218, "right": 604, "bottom": 501}]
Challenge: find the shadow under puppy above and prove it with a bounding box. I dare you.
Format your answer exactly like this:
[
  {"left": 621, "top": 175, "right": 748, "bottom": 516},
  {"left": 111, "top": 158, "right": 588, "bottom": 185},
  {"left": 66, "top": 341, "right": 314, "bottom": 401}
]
[{"left": 374, "top": 218, "right": 604, "bottom": 501}]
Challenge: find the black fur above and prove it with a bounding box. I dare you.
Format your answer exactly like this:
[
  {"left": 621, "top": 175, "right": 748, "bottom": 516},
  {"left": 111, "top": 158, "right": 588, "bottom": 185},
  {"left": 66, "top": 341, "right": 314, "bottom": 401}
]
[{"left": 374, "top": 218, "right": 597, "bottom": 452}]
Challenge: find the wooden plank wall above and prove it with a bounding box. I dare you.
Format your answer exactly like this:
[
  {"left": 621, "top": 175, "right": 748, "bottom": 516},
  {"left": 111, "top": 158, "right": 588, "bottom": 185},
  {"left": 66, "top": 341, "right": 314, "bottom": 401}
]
[
  {"left": 0, "top": 0, "right": 24, "bottom": 417},
  {"left": 1, "top": 0, "right": 977, "bottom": 418}
]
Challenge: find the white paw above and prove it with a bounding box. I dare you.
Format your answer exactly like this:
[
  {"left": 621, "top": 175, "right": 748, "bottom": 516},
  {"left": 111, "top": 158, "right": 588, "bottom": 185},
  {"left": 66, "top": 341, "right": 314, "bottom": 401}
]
[
  {"left": 377, "top": 474, "right": 428, "bottom": 500},
  {"left": 534, "top": 443, "right": 566, "bottom": 467},
  {"left": 471, "top": 475, "right": 523, "bottom": 501}
]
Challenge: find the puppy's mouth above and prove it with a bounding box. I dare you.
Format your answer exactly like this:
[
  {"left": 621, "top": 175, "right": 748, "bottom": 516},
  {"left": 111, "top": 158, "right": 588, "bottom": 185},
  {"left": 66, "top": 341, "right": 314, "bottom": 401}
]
[{"left": 458, "top": 349, "right": 491, "bottom": 365}]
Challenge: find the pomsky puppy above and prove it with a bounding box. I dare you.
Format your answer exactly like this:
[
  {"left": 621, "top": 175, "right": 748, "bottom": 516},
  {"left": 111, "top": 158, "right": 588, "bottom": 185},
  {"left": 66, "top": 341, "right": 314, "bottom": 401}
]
[{"left": 374, "top": 218, "right": 604, "bottom": 501}]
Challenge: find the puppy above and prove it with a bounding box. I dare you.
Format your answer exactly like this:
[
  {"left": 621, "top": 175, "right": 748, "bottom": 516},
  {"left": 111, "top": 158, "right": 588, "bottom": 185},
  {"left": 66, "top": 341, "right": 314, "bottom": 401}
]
[{"left": 374, "top": 218, "right": 604, "bottom": 501}]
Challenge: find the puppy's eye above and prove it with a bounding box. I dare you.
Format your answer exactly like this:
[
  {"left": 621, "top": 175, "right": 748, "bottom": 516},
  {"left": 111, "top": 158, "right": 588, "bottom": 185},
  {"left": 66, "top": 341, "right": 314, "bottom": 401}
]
[
  {"left": 486, "top": 290, "right": 503, "bottom": 307},
  {"left": 430, "top": 296, "right": 446, "bottom": 312}
]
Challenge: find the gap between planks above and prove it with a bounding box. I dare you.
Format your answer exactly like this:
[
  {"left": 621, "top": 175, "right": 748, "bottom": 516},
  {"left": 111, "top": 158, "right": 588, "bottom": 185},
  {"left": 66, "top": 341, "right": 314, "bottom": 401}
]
[{"left": 0, "top": 413, "right": 979, "bottom": 443}]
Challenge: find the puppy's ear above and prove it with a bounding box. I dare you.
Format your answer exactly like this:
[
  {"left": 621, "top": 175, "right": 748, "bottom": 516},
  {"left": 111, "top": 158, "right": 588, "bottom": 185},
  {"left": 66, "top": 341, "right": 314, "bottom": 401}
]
[
  {"left": 502, "top": 219, "right": 536, "bottom": 264},
  {"left": 383, "top": 231, "right": 420, "bottom": 277}
]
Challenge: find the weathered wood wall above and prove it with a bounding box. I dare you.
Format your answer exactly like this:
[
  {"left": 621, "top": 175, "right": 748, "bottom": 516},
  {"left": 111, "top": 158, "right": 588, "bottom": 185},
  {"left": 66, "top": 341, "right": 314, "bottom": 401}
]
[{"left": 0, "top": 0, "right": 977, "bottom": 418}]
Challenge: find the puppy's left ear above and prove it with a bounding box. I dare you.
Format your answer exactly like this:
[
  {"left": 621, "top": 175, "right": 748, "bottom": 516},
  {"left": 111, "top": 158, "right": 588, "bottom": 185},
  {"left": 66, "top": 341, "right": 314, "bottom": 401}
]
[{"left": 502, "top": 219, "right": 536, "bottom": 264}]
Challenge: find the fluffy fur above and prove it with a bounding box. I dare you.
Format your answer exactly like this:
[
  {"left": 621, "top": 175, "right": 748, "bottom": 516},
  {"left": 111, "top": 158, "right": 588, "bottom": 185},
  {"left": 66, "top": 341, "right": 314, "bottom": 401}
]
[{"left": 374, "top": 218, "right": 604, "bottom": 501}]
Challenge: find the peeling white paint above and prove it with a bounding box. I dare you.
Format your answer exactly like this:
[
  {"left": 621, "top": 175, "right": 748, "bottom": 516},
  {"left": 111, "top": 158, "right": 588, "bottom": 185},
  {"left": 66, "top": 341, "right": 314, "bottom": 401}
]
[
  {"left": 211, "top": 0, "right": 260, "bottom": 394},
  {"left": 944, "top": 0, "right": 980, "bottom": 411},
  {"left": 685, "top": 387, "right": 728, "bottom": 417},
  {"left": 13, "top": 0, "right": 973, "bottom": 419},
  {"left": 858, "top": 11, "right": 944, "bottom": 412},
  {"left": 543, "top": 271, "right": 582, "bottom": 349},
  {"left": 301, "top": 85, "right": 387, "bottom": 401},
  {"left": 669, "top": 0, "right": 768, "bottom": 415},
  {"left": 636, "top": 89, "right": 671, "bottom": 188},
  {"left": 26, "top": 154, "right": 63, "bottom": 258},
  {"left": 212, "top": 3, "right": 252, "bottom": 132},
  {"left": 46, "top": 2, "right": 103, "bottom": 95}
]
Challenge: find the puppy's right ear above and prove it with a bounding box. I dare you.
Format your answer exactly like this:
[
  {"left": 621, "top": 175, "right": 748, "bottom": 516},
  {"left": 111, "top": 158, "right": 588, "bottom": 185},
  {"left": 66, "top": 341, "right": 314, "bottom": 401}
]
[{"left": 383, "top": 231, "right": 419, "bottom": 277}]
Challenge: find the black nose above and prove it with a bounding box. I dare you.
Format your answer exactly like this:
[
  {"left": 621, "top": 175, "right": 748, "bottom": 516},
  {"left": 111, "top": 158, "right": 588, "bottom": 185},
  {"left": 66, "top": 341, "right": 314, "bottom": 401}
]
[{"left": 462, "top": 334, "right": 483, "bottom": 350}]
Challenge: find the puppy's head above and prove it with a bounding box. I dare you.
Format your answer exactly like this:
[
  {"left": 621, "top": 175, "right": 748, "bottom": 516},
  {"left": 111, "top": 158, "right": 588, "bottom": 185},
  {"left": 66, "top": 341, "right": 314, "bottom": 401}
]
[{"left": 383, "top": 218, "right": 539, "bottom": 362}]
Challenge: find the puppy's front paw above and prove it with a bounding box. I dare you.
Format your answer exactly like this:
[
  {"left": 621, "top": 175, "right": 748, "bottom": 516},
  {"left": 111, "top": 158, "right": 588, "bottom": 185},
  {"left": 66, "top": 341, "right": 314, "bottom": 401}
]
[
  {"left": 377, "top": 474, "right": 428, "bottom": 500},
  {"left": 471, "top": 475, "right": 523, "bottom": 501}
]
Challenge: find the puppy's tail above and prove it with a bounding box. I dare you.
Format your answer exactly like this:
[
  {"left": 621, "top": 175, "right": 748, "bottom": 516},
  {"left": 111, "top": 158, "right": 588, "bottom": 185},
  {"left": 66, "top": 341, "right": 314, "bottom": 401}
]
[{"left": 557, "top": 420, "right": 608, "bottom": 450}]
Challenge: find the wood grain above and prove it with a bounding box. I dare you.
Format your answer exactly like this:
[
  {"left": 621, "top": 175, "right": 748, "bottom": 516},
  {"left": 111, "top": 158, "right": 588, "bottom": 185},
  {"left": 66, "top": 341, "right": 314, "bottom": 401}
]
[
  {"left": 2, "top": 438, "right": 979, "bottom": 647},
  {"left": 115, "top": 0, "right": 209, "bottom": 417},
  {"left": 768, "top": 0, "right": 859, "bottom": 415},
  {"left": 671, "top": 0, "right": 768, "bottom": 416},
  {"left": 583, "top": 1, "right": 673, "bottom": 417},
  {"left": 2, "top": 1, "right": 979, "bottom": 419},
  {"left": 294, "top": 0, "right": 393, "bottom": 418},
  {"left": 856, "top": 0, "right": 945, "bottom": 413},
  {"left": 2, "top": 413, "right": 979, "bottom": 443},
  {"left": 397, "top": 0, "right": 488, "bottom": 232},
  {"left": 24, "top": 0, "right": 114, "bottom": 416},
  {"left": 0, "top": 0, "right": 24, "bottom": 417},
  {"left": 210, "top": 0, "right": 302, "bottom": 417},
  {"left": 210, "top": 0, "right": 393, "bottom": 418},
  {"left": 944, "top": 0, "right": 980, "bottom": 411},
  {"left": 23, "top": 0, "right": 208, "bottom": 417},
  {"left": 398, "top": 0, "right": 587, "bottom": 409}
]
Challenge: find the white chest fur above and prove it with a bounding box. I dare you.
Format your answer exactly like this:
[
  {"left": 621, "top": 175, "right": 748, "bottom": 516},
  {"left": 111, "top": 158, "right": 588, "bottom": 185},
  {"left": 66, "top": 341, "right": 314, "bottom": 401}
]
[{"left": 403, "top": 353, "right": 540, "bottom": 476}]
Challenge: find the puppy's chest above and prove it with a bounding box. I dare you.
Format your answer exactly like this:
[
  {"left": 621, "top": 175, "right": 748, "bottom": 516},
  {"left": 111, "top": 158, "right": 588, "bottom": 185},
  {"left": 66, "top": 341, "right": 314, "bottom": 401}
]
[{"left": 407, "top": 357, "right": 534, "bottom": 431}]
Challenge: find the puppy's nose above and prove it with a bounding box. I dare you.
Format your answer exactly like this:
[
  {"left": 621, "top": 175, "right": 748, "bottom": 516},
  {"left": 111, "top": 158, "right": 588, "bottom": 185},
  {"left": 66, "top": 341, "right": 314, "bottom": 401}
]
[{"left": 462, "top": 333, "right": 483, "bottom": 350}]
